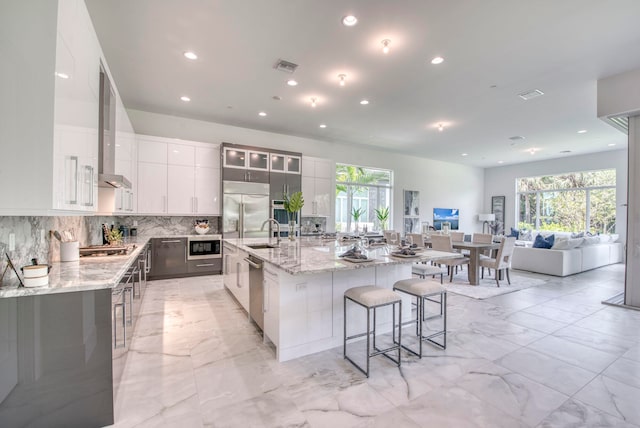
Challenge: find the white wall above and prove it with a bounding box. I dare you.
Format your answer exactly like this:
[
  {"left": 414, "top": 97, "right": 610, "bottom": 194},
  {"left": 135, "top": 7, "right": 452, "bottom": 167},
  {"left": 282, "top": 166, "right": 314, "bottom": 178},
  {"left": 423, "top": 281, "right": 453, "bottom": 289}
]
[
  {"left": 484, "top": 149, "right": 627, "bottom": 240},
  {"left": 128, "top": 109, "right": 485, "bottom": 233}
]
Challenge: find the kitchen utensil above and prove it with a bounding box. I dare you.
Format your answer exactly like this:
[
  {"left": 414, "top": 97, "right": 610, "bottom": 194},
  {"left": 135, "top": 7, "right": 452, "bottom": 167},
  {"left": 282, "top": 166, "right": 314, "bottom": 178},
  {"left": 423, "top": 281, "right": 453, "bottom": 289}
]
[{"left": 52, "top": 230, "right": 62, "bottom": 241}]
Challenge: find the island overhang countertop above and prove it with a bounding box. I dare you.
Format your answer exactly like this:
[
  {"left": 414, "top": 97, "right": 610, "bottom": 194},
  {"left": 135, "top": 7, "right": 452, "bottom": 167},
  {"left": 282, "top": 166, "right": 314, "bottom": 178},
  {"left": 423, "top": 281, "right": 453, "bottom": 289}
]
[{"left": 223, "top": 237, "right": 462, "bottom": 275}]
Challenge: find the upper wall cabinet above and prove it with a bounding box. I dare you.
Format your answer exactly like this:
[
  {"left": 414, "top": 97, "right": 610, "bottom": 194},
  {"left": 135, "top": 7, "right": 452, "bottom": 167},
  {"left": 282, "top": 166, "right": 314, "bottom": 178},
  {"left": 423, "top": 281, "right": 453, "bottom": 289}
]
[
  {"left": 271, "top": 154, "right": 301, "bottom": 174},
  {"left": 222, "top": 144, "right": 269, "bottom": 183},
  {"left": 137, "top": 135, "right": 221, "bottom": 215},
  {"left": 0, "top": 0, "right": 135, "bottom": 215},
  {"left": 301, "top": 157, "right": 334, "bottom": 217}
]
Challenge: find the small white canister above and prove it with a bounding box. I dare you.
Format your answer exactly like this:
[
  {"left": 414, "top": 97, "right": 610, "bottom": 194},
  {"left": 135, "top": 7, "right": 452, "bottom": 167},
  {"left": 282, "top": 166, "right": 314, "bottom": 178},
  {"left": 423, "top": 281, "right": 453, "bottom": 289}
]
[
  {"left": 60, "top": 241, "right": 80, "bottom": 262},
  {"left": 22, "top": 264, "right": 51, "bottom": 287}
]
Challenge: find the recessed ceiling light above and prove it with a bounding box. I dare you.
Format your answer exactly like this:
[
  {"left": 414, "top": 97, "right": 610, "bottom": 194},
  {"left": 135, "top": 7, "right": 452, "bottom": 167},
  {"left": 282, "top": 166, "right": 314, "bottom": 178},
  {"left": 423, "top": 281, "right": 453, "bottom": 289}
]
[
  {"left": 528, "top": 148, "right": 538, "bottom": 155},
  {"left": 608, "top": 143, "right": 616, "bottom": 147},
  {"left": 437, "top": 123, "right": 445, "bottom": 132},
  {"left": 310, "top": 97, "right": 317, "bottom": 108},
  {"left": 55, "top": 72, "right": 70, "bottom": 79},
  {"left": 258, "top": 111, "right": 267, "bottom": 117},
  {"left": 577, "top": 130, "right": 587, "bottom": 134},
  {"left": 498, "top": 160, "right": 504, "bottom": 164},
  {"left": 180, "top": 96, "right": 191, "bottom": 102},
  {"left": 319, "top": 124, "right": 327, "bottom": 128},
  {"left": 342, "top": 15, "right": 358, "bottom": 26},
  {"left": 360, "top": 99, "right": 369, "bottom": 105},
  {"left": 287, "top": 79, "right": 298, "bottom": 86},
  {"left": 183, "top": 51, "right": 198, "bottom": 60},
  {"left": 381, "top": 39, "right": 391, "bottom": 54},
  {"left": 338, "top": 74, "right": 346, "bottom": 86},
  {"left": 431, "top": 56, "right": 444, "bottom": 65},
  {"left": 461, "top": 153, "right": 468, "bottom": 157}
]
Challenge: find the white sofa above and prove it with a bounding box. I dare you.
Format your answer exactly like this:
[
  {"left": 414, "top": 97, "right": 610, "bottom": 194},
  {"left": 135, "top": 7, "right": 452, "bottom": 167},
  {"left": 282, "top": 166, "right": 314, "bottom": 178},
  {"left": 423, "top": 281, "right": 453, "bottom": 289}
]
[{"left": 511, "top": 232, "right": 624, "bottom": 277}]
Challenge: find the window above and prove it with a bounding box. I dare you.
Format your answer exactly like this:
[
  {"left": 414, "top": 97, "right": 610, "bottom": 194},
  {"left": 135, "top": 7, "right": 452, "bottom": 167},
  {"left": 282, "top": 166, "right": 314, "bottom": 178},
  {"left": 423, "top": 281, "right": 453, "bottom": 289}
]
[
  {"left": 335, "top": 164, "right": 392, "bottom": 233},
  {"left": 516, "top": 169, "right": 616, "bottom": 233}
]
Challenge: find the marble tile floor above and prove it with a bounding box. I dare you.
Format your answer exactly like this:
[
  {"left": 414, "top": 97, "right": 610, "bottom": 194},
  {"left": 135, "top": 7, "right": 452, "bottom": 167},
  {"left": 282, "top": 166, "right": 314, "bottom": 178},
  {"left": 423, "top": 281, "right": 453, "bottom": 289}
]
[{"left": 108, "top": 264, "right": 640, "bottom": 428}]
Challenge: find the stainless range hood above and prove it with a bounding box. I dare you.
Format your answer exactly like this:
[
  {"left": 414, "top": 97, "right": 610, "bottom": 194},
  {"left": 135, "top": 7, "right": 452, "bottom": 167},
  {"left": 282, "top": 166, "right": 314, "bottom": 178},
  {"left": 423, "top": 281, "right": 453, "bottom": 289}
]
[{"left": 98, "top": 65, "right": 131, "bottom": 189}]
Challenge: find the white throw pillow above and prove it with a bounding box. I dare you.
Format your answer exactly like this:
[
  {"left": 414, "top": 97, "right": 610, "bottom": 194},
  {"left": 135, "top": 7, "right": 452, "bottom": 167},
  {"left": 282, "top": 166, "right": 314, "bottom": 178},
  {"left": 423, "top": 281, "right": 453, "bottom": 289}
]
[
  {"left": 551, "top": 237, "right": 583, "bottom": 250},
  {"left": 579, "top": 236, "right": 600, "bottom": 246}
]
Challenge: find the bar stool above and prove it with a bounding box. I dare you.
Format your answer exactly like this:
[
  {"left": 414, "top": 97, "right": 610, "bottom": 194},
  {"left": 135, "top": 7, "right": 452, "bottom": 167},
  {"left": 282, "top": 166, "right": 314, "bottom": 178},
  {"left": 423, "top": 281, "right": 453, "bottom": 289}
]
[
  {"left": 343, "top": 285, "right": 402, "bottom": 377},
  {"left": 393, "top": 278, "right": 447, "bottom": 358},
  {"left": 412, "top": 263, "right": 444, "bottom": 284}
]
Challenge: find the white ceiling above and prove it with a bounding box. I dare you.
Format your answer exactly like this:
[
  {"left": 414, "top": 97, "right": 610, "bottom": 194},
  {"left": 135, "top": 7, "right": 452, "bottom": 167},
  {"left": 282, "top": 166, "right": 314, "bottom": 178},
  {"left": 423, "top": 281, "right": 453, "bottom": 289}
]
[{"left": 85, "top": 0, "right": 640, "bottom": 168}]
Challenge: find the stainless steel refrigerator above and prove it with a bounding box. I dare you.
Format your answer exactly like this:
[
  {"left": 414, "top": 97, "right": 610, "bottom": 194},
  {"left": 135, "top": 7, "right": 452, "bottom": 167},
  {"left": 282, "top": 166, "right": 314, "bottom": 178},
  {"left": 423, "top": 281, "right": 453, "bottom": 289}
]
[{"left": 223, "top": 181, "right": 270, "bottom": 238}]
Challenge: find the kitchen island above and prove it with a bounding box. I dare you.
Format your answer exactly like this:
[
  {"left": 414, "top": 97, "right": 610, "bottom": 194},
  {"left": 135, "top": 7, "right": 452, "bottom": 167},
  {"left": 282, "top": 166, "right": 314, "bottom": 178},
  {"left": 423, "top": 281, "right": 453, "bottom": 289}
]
[
  {"left": 0, "top": 239, "right": 150, "bottom": 428},
  {"left": 223, "top": 237, "right": 460, "bottom": 361}
]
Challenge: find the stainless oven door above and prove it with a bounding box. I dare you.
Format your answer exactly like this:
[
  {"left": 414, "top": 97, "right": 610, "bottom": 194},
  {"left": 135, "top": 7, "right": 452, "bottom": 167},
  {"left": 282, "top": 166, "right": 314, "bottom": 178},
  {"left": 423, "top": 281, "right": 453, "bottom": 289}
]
[{"left": 187, "top": 238, "right": 221, "bottom": 260}]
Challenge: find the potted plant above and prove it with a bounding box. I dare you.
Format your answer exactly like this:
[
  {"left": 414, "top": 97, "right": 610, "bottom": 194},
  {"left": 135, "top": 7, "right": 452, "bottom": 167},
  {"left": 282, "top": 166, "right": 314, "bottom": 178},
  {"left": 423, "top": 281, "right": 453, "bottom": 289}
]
[
  {"left": 283, "top": 191, "right": 305, "bottom": 241},
  {"left": 351, "top": 207, "right": 366, "bottom": 234},
  {"left": 107, "top": 229, "right": 123, "bottom": 246},
  {"left": 375, "top": 207, "right": 389, "bottom": 231}
]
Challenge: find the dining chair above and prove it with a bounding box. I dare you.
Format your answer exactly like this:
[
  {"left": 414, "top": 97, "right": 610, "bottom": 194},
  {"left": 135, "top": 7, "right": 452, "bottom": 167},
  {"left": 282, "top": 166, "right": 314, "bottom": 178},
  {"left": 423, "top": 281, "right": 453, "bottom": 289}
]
[
  {"left": 407, "top": 233, "right": 425, "bottom": 248},
  {"left": 479, "top": 237, "right": 516, "bottom": 287},
  {"left": 448, "top": 231, "right": 466, "bottom": 269},
  {"left": 384, "top": 230, "right": 399, "bottom": 246},
  {"left": 430, "top": 234, "right": 470, "bottom": 282},
  {"left": 472, "top": 233, "right": 494, "bottom": 274}
]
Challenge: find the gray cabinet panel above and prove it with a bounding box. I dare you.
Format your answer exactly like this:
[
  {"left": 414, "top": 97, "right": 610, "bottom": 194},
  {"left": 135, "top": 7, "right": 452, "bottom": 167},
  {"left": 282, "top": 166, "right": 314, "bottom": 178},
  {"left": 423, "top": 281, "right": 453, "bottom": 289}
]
[
  {"left": 187, "top": 259, "right": 222, "bottom": 274},
  {"left": 150, "top": 238, "right": 187, "bottom": 278}
]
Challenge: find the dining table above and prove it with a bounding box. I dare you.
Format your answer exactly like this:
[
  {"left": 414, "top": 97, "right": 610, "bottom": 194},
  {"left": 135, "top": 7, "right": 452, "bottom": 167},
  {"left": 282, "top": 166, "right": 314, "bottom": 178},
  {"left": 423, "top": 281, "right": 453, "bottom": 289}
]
[{"left": 451, "top": 241, "right": 501, "bottom": 285}]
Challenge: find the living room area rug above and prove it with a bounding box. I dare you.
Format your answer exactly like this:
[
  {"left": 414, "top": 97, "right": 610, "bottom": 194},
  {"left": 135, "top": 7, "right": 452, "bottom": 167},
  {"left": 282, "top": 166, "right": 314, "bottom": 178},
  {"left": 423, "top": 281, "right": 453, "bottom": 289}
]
[{"left": 431, "top": 269, "right": 550, "bottom": 300}]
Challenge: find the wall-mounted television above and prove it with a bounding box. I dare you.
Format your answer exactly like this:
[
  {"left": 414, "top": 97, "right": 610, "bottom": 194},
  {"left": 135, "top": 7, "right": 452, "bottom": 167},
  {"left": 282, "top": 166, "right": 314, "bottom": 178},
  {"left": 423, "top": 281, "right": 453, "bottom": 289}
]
[{"left": 433, "top": 208, "right": 459, "bottom": 230}]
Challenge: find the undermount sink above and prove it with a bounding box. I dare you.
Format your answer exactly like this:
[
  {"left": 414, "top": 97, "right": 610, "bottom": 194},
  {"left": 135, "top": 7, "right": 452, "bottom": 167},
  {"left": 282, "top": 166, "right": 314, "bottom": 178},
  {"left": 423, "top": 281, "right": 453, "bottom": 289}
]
[{"left": 246, "top": 243, "right": 279, "bottom": 249}]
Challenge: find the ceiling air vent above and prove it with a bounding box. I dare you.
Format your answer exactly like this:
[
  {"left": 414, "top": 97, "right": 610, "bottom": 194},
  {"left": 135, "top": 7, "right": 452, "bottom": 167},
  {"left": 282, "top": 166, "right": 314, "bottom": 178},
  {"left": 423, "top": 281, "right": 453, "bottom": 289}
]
[
  {"left": 509, "top": 135, "right": 526, "bottom": 146},
  {"left": 274, "top": 59, "right": 298, "bottom": 73},
  {"left": 518, "top": 89, "right": 545, "bottom": 100}
]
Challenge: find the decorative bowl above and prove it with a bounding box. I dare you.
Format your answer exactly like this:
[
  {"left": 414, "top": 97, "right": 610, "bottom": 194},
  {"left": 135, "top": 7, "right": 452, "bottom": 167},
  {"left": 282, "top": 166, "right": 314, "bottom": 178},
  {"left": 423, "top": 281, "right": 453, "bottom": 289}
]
[{"left": 195, "top": 225, "right": 210, "bottom": 235}]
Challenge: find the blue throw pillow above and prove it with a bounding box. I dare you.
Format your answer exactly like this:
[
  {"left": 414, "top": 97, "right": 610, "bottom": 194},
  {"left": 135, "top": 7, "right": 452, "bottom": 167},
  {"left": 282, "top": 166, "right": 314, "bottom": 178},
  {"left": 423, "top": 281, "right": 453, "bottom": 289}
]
[
  {"left": 509, "top": 227, "right": 519, "bottom": 238},
  {"left": 533, "top": 234, "right": 555, "bottom": 249}
]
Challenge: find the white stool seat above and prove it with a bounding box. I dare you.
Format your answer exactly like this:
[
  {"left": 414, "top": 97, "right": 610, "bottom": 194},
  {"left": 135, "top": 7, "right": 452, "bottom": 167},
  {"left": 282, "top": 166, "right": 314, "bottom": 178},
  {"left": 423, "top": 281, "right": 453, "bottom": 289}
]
[
  {"left": 344, "top": 285, "right": 401, "bottom": 307},
  {"left": 411, "top": 264, "right": 444, "bottom": 277},
  {"left": 393, "top": 278, "right": 445, "bottom": 296}
]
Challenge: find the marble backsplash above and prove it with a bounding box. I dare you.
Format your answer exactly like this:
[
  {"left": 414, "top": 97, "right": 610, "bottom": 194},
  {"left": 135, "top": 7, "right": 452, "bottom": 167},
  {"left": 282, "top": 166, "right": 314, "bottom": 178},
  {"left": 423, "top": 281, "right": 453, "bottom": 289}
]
[{"left": 0, "top": 215, "right": 220, "bottom": 284}]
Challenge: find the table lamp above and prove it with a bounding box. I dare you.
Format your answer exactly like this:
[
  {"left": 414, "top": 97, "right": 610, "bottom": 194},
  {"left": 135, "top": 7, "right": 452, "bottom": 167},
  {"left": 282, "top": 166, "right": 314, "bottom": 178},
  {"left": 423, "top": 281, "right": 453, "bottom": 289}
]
[{"left": 478, "top": 213, "right": 496, "bottom": 234}]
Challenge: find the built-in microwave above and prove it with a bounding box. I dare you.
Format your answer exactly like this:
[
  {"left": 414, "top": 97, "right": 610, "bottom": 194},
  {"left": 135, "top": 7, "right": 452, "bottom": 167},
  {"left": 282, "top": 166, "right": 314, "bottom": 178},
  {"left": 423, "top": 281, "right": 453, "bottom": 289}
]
[
  {"left": 187, "top": 235, "right": 222, "bottom": 260},
  {"left": 271, "top": 200, "right": 298, "bottom": 225}
]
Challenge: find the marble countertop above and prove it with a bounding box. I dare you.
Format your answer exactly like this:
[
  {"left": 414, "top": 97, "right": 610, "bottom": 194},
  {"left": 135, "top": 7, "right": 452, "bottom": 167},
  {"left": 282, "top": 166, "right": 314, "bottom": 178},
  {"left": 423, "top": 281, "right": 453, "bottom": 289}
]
[
  {"left": 0, "top": 237, "right": 151, "bottom": 299},
  {"left": 224, "top": 237, "right": 462, "bottom": 276}
]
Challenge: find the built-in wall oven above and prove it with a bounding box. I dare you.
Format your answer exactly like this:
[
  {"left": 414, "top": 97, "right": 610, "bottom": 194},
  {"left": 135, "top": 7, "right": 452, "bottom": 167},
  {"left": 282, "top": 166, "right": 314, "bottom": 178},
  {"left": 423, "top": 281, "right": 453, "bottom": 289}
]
[{"left": 187, "top": 235, "right": 222, "bottom": 260}]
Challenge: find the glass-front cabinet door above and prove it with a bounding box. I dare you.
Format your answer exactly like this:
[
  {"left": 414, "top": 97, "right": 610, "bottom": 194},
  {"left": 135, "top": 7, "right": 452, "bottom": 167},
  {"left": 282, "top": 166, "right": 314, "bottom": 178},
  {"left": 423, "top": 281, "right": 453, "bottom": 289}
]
[
  {"left": 286, "top": 155, "right": 301, "bottom": 174},
  {"left": 247, "top": 150, "right": 269, "bottom": 171},
  {"left": 223, "top": 147, "right": 247, "bottom": 169},
  {"left": 270, "top": 153, "right": 286, "bottom": 172}
]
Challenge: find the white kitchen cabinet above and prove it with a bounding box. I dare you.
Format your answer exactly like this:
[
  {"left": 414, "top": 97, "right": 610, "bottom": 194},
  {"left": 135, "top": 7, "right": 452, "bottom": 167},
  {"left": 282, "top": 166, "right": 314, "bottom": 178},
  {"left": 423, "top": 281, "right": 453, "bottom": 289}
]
[
  {"left": 223, "top": 246, "right": 250, "bottom": 313},
  {"left": 138, "top": 138, "right": 167, "bottom": 164},
  {"left": 168, "top": 143, "right": 195, "bottom": 166},
  {"left": 195, "top": 166, "right": 221, "bottom": 215},
  {"left": 137, "top": 162, "right": 167, "bottom": 213},
  {"left": 114, "top": 131, "right": 137, "bottom": 213},
  {"left": 168, "top": 164, "right": 195, "bottom": 214},
  {"left": 301, "top": 157, "right": 334, "bottom": 217},
  {"left": 137, "top": 134, "right": 220, "bottom": 215},
  {"left": 263, "top": 266, "right": 280, "bottom": 345}
]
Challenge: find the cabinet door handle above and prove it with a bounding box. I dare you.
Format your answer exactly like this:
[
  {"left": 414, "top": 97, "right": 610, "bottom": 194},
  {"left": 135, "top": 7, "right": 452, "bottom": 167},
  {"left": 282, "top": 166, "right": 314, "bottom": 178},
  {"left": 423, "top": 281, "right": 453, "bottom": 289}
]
[
  {"left": 161, "top": 240, "right": 181, "bottom": 243},
  {"left": 247, "top": 170, "right": 251, "bottom": 181},
  {"left": 162, "top": 195, "right": 167, "bottom": 213},
  {"left": 196, "top": 263, "right": 215, "bottom": 267},
  {"left": 195, "top": 197, "right": 198, "bottom": 213},
  {"left": 236, "top": 262, "right": 241, "bottom": 287},
  {"left": 263, "top": 279, "right": 269, "bottom": 313}
]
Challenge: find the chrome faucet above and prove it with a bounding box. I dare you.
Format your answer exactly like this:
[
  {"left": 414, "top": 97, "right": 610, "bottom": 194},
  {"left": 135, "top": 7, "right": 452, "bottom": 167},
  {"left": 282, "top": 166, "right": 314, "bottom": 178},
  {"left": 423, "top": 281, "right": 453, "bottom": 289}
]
[{"left": 261, "top": 218, "right": 281, "bottom": 245}]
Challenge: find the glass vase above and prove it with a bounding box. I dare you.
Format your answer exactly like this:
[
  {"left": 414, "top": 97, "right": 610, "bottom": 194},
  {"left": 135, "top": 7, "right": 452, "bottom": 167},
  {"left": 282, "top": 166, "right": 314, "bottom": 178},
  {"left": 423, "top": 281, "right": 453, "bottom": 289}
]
[{"left": 288, "top": 220, "right": 296, "bottom": 241}]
